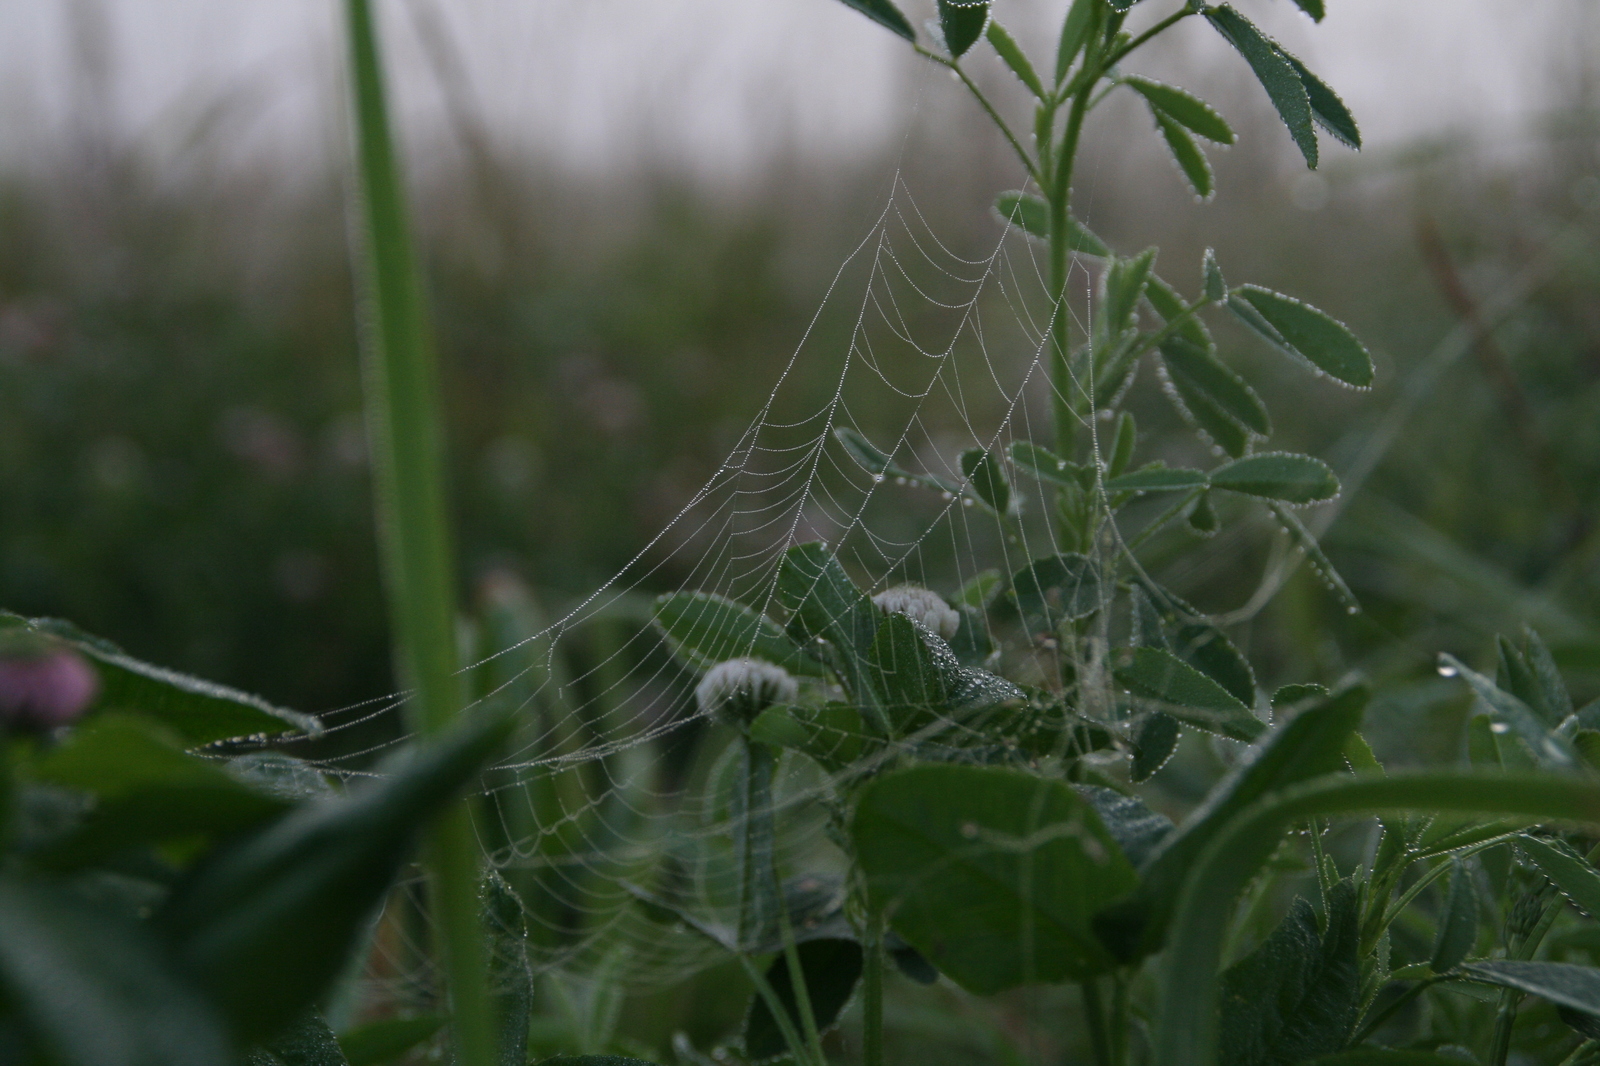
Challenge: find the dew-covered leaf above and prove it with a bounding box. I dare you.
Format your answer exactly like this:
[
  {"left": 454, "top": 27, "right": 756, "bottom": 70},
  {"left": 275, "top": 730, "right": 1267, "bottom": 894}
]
[
  {"left": 1230, "top": 285, "right": 1373, "bottom": 387},
  {"left": 1280, "top": 51, "right": 1359, "bottom": 148},
  {"left": 1105, "top": 464, "right": 1208, "bottom": 493},
  {"left": 5, "top": 611, "right": 321, "bottom": 744},
  {"left": 1009, "top": 440, "right": 1081, "bottom": 487},
  {"left": 1210, "top": 453, "right": 1339, "bottom": 504},
  {"left": 1144, "top": 274, "right": 1211, "bottom": 348},
  {"left": 1159, "top": 335, "right": 1271, "bottom": 437},
  {"left": 936, "top": 0, "right": 988, "bottom": 58},
  {"left": 1107, "top": 411, "right": 1137, "bottom": 477},
  {"left": 1125, "top": 77, "right": 1235, "bottom": 144},
  {"left": 1430, "top": 857, "right": 1478, "bottom": 972},
  {"left": 961, "top": 447, "right": 1012, "bottom": 514},
  {"left": 867, "top": 614, "right": 948, "bottom": 734},
  {"left": 1055, "top": 0, "right": 1098, "bottom": 84},
  {"left": 1438, "top": 653, "right": 1576, "bottom": 771},
  {"left": 1132, "top": 712, "right": 1182, "bottom": 783},
  {"left": 653, "top": 592, "right": 824, "bottom": 676},
  {"left": 1205, "top": 5, "right": 1316, "bottom": 168},
  {"left": 1269, "top": 503, "right": 1359, "bottom": 611},
  {"left": 1289, "top": 0, "right": 1325, "bottom": 21},
  {"left": 1187, "top": 491, "right": 1220, "bottom": 535},
  {"left": 1202, "top": 248, "right": 1227, "bottom": 303},
  {"left": 1112, "top": 647, "right": 1263, "bottom": 742},
  {"left": 985, "top": 21, "right": 1044, "bottom": 98},
  {"left": 993, "top": 190, "right": 1049, "bottom": 241},
  {"left": 744, "top": 938, "right": 863, "bottom": 1062},
  {"left": 775, "top": 542, "right": 883, "bottom": 705},
  {"left": 1218, "top": 880, "right": 1361, "bottom": 1066},
  {"left": 952, "top": 569, "right": 1001, "bottom": 609},
  {"left": 1011, "top": 553, "right": 1104, "bottom": 627},
  {"left": 250, "top": 1011, "right": 349, "bottom": 1066},
  {"left": 1162, "top": 368, "right": 1251, "bottom": 457},
  {"left": 1517, "top": 835, "right": 1600, "bottom": 921},
  {"left": 338, "top": 1016, "right": 445, "bottom": 1066},
  {"left": 834, "top": 425, "right": 904, "bottom": 477},
  {"left": 853, "top": 764, "right": 1137, "bottom": 994},
  {"left": 540, "top": 1058, "right": 665, "bottom": 1066},
  {"left": 830, "top": 0, "right": 915, "bottom": 41},
  {"left": 1172, "top": 623, "right": 1257, "bottom": 708},
  {"left": 1150, "top": 111, "right": 1214, "bottom": 199},
  {"left": 1104, "top": 249, "right": 1158, "bottom": 334},
  {"left": 1272, "top": 683, "right": 1330, "bottom": 708},
  {"left": 1077, "top": 785, "right": 1174, "bottom": 867},
  {"left": 1461, "top": 960, "right": 1600, "bottom": 1015}
]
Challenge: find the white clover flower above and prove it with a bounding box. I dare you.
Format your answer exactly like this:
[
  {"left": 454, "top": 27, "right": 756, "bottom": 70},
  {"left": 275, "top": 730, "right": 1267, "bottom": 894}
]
[
  {"left": 695, "top": 658, "right": 798, "bottom": 727},
  {"left": 872, "top": 585, "right": 961, "bottom": 640}
]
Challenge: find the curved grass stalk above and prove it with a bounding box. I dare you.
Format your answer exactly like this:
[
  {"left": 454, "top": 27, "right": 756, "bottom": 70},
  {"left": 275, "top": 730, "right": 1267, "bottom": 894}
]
[{"left": 1153, "top": 772, "right": 1600, "bottom": 1066}]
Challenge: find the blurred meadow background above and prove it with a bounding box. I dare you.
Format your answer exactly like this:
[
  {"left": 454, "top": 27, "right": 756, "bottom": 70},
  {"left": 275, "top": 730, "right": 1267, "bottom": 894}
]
[{"left": 1, "top": 0, "right": 1597, "bottom": 758}]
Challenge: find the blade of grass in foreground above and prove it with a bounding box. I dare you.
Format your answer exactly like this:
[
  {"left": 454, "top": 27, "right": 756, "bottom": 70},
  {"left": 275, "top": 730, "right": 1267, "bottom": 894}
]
[
  {"left": 342, "top": 1, "right": 495, "bottom": 1064},
  {"left": 1153, "top": 772, "right": 1600, "bottom": 1066}
]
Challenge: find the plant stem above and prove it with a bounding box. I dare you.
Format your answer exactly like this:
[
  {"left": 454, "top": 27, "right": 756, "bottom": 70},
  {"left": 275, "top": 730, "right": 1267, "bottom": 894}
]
[
  {"left": 1104, "top": 6, "right": 1197, "bottom": 68},
  {"left": 1081, "top": 979, "right": 1113, "bottom": 1066},
  {"left": 862, "top": 909, "right": 885, "bottom": 1066},
  {"left": 343, "top": 2, "right": 494, "bottom": 1065},
  {"left": 1048, "top": 88, "right": 1091, "bottom": 463},
  {"left": 738, "top": 953, "right": 815, "bottom": 1066}
]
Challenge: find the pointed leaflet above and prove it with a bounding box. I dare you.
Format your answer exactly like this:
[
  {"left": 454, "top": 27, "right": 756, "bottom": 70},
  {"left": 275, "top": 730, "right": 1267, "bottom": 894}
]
[
  {"left": 1438, "top": 652, "right": 1576, "bottom": 771},
  {"left": 653, "top": 592, "right": 823, "bottom": 676},
  {"left": 1132, "top": 712, "right": 1182, "bottom": 783},
  {"left": 1280, "top": 51, "right": 1360, "bottom": 149},
  {"left": 1269, "top": 502, "right": 1359, "bottom": 612},
  {"left": 829, "top": 0, "right": 914, "bottom": 41},
  {"left": 1217, "top": 881, "right": 1361, "bottom": 1066},
  {"left": 1290, "top": 0, "right": 1326, "bottom": 20},
  {"left": 1230, "top": 285, "right": 1374, "bottom": 387},
  {"left": 2, "top": 610, "right": 321, "bottom": 743},
  {"left": 1205, "top": 6, "right": 1317, "bottom": 168},
  {"left": 961, "top": 447, "right": 1011, "bottom": 514},
  {"left": 0, "top": 872, "right": 232, "bottom": 1066},
  {"left": 852, "top": 764, "right": 1137, "bottom": 994},
  {"left": 1105, "top": 249, "right": 1158, "bottom": 334},
  {"left": 1461, "top": 961, "right": 1600, "bottom": 1015},
  {"left": 1009, "top": 441, "right": 1082, "bottom": 487},
  {"left": 1106, "top": 464, "right": 1208, "bottom": 493},
  {"left": 834, "top": 425, "right": 903, "bottom": 477},
  {"left": 1172, "top": 623, "right": 1257, "bottom": 707},
  {"left": 1163, "top": 368, "right": 1251, "bottom": 457},
  {"left": 986, "top": 22, "right": 1044, "bottom": 99},
  {"left": 1093, "top": 686, "right": 1369, "bottom": 963},
  {"left": 1108, "top": 411, "right": 1136, "bottom": 477},
  {"left": 1113, "top": 647, "right": 1264, "bottom": 742},
  {"left": 744, "top": 938, "right": 863, "bottom": 1061},
  {"left": 1306, "top": 1055, "right": 1488, "bottom": 1066},
  {"left": 1055, "top": 0, "right": 1098, "bottom": 85},
  {"left": 1430, "top": 857, "right": 1478, "bottom": 972},
  {"left": 1517, "top": 835, "right": 1600, "bottom": 920},
  {"left": 1523, "top": 628, "right": 1574, "bottom": 721},
  {"left": 1210, "top": 453, "right": 1339, "bottom": 504},
  {"left": 1202, "top": 248, "right": 1227, "bottom": 303},
  {"left": 1125, "top": 77, "right": 1235, "bottom": 144},
  {"left": 1159, "top": 335, "right": 1271, "bottom": 437},
  {"left": 937, "top": 0, "right": 988, "bottom": 59},
  {"left": 1151, "top": 110, "right": 1214, "bottom": 199},
  {"left": 1144, "top": 273, "right": 1212, "bottom": 348},
  {"left": 866, "top": 613, "right": 948, "bottom": 735},
  {"left": 775, "top": 542, "right": 883, "bottom": 708},
  {"left": 1012, "top": 553, "right": 1103, "bottom": 626}
]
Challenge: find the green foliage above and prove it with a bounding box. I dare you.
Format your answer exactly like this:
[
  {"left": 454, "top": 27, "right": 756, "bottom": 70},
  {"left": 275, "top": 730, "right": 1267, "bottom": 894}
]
[{"left": 743, "top": 938, "right": 862, "bottom": 1060}]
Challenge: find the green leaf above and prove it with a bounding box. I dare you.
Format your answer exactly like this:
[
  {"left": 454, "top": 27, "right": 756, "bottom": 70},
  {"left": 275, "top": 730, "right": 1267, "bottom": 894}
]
[
  {"left": 1162, "top": 367, "right": 1251, "bottom": 457},
  {"left": 1280, "top": 51, "right": 1359, "bottom": 148},
  {"left": 4, "top": 611, "right": 321, "bottom": 744},
  {"left": 853, "top": 764, "right": 1138, "bottom": 994},
  {"left": 1105, "top": 249, "right": 1158, "bottom": 334},
  {"left": 867, "top": 613, "right": 948, "bottom": 734},
  {"left": 1202, "top": 248, "right": 1227, "bottom": 303},
  {"left": 744, "top": 938, "right": 863, "bottom": 1061},
  {"left": 752, "top": 703, "right": 868, "bottom": 773},
  {"left": 829, "top": 0, "right": 915, "bottom": 42},
  {"left": 1462, "top": 960, "right": 1600, "bottom": 1014},
  {"left": 960, "top": 447, "right": 1011, "bottom": 514},
  {"left": 774, "top": 542, "right": 883, "bottom": 707},
  {"left": 1077, "top": 785, "right": 1175, "bottom": 867},
  {"left": 1055, "top": 0, "right": 1098, "bottom": 84},
  {"left": 1217, "top": 880, "right": 1361, "bottom": 1066},
  {"left": 539, "top": 1059, "right": 665, "bottom": 1066},
  {"left": 1517, "top": 835, "right": 1600, "bottom": 920},
  {"left": 1107, "top": 411, "right": 1137, "bottom": 477},
  {"left": 1210, "top": 453, "right": 1339, "bottom": 504},
  {"left": 338, "top": 1016, "right": 445, "bottom": 1066},
  {"left": 1125, "top": 77, "right": 1235, "bottom": 144},
  {"left": 1273, "top": 683, "right": 1330, "bottom": 708},
  {"left": 1009, "top": 440, "right": 1081, "bottom": 487},
  {"left": 994, "top": 190, "right": 1049, "bottom": 240},
  {"left": 1204, "top": 5, "right": 1317, "bottom": 168},
  {"left": 1438, "top": 653, "right": 1576, "bottom": 771},
  {"left": 1159, "top": 336, "right": 1271, "bottom": 437},
  {"left": 986, "top": 21, "right": 1044, "bottom": 98},
  {"left": 251, "top": 1012, "right": 350, "bottom": 1066},
  {"left": 1151, "top": 112, "right": 1213, "bottom": 198},
  {"left": 1230, "top": 285, "right": 1374, "bottom": 388},
  {"left": 1187, "top": 491, "right": 1220, "bottom": 535},
  {"left": 481, "top": 871, "right": 533, "bottom": 1066},
  {"left": 1289, "top": 0, "right": 1326, "bottom": 21},
  {"left": 1172, "top": 623, "right": 1257, "bottom": 708},
  {"left": 1095, "top": 686, "right": 1369, "bottom": 963},
  {"left": 952, "top": 569, "right": 1001, "bottom": 608},
  {"left": 834, "top": 424, "right": 903, "bottom": 477},
  {"left": 28, "top": 715, "right": 290, "bottom": 868},
  {"left": 1144, "top": 274, "right": 1211, "bottom": 348},
  {"left": 0, "top": 871, "right": 231, "bottom": 1066},
  {"left": 1269, "top": 502, "right": 1359, "bottom": 611},
  {"left": 155, "top": 709, "right": 515, "bottom": 1042},
  {"left": 1498, "top": 629, "right": 1572, "bottom": 726},
  {"left": 1011, "top": 553, "right": 1104, "bottom": 627},
  {"left": 1306, "top": 1053, "right": 1482, "bottom": 1066},
  {"left": 1132, "top": 712, "right": 1182, "bottom": 783},
  {"left": 1112, "top": 647, "right": 1263, "bottom": 742},
  {"left": 937, "top": 0, "right": 988, "bottom": 59},
  {"left": 652, "top": 592, "right": 823, "bottom": 676},
  {"left": 1430, "top": 857, "right": 1478, "bottom": 972},
  {"left": 1105, "top": 464, "right": 1208, "bottom": 493}
]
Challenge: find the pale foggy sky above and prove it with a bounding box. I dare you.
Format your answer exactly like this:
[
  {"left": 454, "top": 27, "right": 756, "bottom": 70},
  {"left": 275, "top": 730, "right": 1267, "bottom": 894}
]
[{"left": 0, "top": 1, "right": 1588, "bottom": 179}]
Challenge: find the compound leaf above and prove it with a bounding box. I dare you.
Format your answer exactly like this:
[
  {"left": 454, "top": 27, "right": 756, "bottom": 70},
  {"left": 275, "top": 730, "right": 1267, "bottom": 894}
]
[
  {"left": 1281, "top": 51, "right": 1359, "bottom": 148},
  {"left": 1230, "top": 285, "right": 1374, "bottom": 388},
  {"left": 1112, "top": 647, "right": 1263, "bottom": 742},
  {"left": 1159, "top": 336, "right": 1271, "bottom": 437},
  {"left": 1151, "top": 110, "right": 1214, "bottom": 199},
  {"left": 1125, "top": 77, "right": 1235, "bottom": 144},
  {"left": 653, "top": 592, "right": 823, "bottom": 676},
  {"left": 986, "top": 22, "right": 1044, "bottom": 98},
  {"left": 1205, "top": 5, "right": 1316, "bottom": 168},
  {"left": 1210, "top": 453, "right": 1339, "bottom": 504}
]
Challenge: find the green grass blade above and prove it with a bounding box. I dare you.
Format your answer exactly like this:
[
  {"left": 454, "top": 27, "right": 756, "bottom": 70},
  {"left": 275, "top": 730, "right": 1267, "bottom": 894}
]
[
  {"left": 342, "top": 1, "right": 495, "bottom": 1064},
  {"left": 1154, "top": 772, "right": 1600, "bottom": 1066}
]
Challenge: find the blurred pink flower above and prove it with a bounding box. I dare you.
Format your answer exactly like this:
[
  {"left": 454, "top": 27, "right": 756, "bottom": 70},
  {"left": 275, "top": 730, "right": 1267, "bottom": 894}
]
[{"left": 0, "top": 640, "right": 99, "bottom": 731}]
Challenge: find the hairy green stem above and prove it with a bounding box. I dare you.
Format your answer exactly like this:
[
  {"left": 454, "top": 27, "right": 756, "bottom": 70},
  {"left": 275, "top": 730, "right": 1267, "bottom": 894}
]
[
  {"left": 1104, "top": 6, "right": 1197, "bottom": 68},
  {"left": 738, "top": 953, "right": 815, "bottom": 1066},
  {"left": 1048, "top": 89, "right": 1091, "bottom": 463},
  {"left": 1081, "top": 979, "right": 1113, "bottom": 1066},
  {"left": 343, "top": 1, "right": 493, "bottom": 1063}
]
